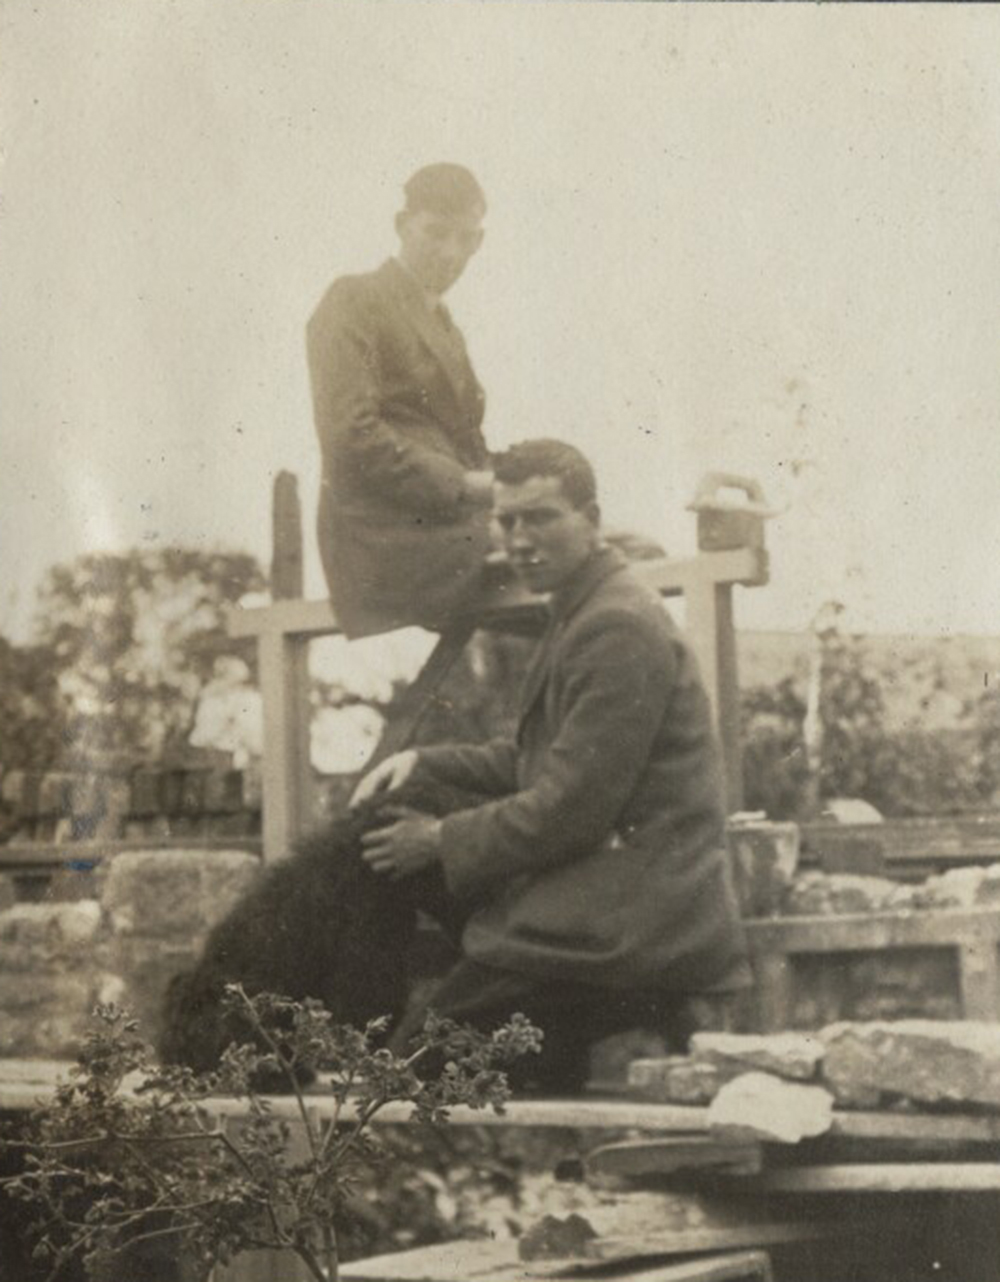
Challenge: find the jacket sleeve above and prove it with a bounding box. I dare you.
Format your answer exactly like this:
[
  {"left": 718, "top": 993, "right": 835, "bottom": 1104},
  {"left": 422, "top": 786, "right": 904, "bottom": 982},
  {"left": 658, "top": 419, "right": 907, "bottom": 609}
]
[
  {"left": 437, "top": 611, "right": 677, "bottom": 899},
  {"left": 307, "top": 279, "right": 473, "bottom": 516},
  {"left": 416, "top": 738, "right": 519, "bottom": 798}
]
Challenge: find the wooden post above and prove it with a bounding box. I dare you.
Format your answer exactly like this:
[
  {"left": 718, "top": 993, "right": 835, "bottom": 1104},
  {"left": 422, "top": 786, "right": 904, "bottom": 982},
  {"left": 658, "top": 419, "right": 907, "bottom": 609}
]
[
  {"left": 682, "top": 575, "right": 744, "bottom": 813},
  {"left": 260, "top": 474, "right": 312, "bottom": 861},
  {"left": 271, "top": 470, "right": 304, "bottom": 599}
]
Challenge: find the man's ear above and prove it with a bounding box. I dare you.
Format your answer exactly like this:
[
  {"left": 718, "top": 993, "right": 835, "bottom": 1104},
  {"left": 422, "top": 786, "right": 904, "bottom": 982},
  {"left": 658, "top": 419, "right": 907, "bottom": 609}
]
[
  {"left": 394, "top": 209, "right": 408, "bottom": 238},
  {"left": 585, "top": 501, "right": 601, "bottom": 529}
]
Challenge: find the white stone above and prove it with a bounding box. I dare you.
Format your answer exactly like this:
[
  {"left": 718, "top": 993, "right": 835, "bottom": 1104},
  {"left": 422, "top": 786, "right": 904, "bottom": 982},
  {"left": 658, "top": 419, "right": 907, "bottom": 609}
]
[
  {"left": 822, "top": 1020, "right": 1000, "bottom": 1110},
  {"left": 707, "top": 1072, "right": 834, "bottom": 1144}
]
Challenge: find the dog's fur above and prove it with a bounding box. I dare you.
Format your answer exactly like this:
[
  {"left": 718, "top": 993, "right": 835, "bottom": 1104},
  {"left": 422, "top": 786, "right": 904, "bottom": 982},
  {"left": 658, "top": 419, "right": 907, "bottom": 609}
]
[{"left": 158, "top": 781, "right": 480, "bottom": 1074}]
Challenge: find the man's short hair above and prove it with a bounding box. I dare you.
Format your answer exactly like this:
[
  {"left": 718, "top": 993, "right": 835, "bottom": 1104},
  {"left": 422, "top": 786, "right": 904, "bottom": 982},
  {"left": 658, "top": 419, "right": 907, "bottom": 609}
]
[
  {"left": 403, "top": 164, "right": 486, "bottom": 218},
  {"left": 493, "top": 439, "right": 598, "bottom": 511}
]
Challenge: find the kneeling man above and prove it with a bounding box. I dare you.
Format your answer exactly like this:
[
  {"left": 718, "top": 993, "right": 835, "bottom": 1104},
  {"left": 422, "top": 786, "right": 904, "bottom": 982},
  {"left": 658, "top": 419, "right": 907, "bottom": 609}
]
[{"left": 353, "top": 439, "right": 749, "bottom": 1088}]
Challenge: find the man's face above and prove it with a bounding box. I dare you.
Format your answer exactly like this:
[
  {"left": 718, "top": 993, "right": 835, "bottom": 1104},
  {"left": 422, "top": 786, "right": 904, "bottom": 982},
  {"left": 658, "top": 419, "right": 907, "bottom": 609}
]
[
  {"left": 494, "top": 476, "right": 599, "bottom": 595},
  {"left": 396, "top": 205, "right": 485, "bottom": 295}
]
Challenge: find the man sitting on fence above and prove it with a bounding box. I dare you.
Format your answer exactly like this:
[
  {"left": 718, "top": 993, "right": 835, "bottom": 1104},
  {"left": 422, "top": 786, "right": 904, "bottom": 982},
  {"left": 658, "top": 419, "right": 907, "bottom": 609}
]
[
  {"left": 307, "top": 163, "right": 494, "bottom": 639},
  {"left": 352, "top": 439, "right": 750, "bottom": 1089}
]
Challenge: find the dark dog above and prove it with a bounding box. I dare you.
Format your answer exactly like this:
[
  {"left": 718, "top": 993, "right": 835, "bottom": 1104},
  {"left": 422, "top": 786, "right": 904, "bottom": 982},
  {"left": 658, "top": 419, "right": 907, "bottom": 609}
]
[{"left": 158, "top": 781, "right": 480, "bottom": 1075}]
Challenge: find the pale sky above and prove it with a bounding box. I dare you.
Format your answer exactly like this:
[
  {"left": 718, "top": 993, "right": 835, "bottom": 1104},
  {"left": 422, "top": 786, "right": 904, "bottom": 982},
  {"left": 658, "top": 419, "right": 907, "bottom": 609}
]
[{"left": 3, "top": 1, "right": 999, "bottom": 644}]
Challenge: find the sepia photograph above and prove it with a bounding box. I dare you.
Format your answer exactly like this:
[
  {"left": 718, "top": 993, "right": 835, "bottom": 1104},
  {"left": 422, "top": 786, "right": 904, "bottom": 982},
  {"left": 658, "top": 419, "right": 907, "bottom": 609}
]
[{"left": 2, "top": 3, "right": 1000, "bottom": 1279}]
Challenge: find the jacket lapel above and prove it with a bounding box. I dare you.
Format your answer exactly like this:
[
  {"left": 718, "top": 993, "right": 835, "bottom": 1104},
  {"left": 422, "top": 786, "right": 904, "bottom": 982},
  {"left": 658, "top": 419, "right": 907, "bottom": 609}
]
[
  {"left": 515, "top": 547, "right": 628, "bottom": 736},
  {"left": 378, "top": 260, "right": 474, "bottom": 415}
]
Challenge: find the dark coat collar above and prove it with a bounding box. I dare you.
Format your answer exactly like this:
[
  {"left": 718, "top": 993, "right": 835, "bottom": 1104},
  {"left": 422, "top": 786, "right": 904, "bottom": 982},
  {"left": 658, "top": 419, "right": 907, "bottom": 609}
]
[
  {"left": 549, "top": 544, "right": 628, "bottom": 625},
  {"left": 516, "top": 546, "right": 627, "bottom": 729}
]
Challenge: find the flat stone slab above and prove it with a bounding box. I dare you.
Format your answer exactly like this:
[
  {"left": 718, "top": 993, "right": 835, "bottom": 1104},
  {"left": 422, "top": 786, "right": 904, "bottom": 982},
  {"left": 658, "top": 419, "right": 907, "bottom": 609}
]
[
  {"left": 821, "top": 1020, "right": 1000, "bottom": 1110},
  {"left": 707, "top": 1072, "right": 834, "bottom": 1144},
  {"left": 690, "top": 1031, "right": 825, "bottom": 1081}
]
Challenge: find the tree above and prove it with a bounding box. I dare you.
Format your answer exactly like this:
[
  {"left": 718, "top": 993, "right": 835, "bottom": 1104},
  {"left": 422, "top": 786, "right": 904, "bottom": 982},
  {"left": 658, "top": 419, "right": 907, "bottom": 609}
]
[
  {"left": 34, "top": 549, "right": 265, "bottom": 768},
  {"left": 0, "top": 635, "right": 67, "bottom": 774},
  {"left": 2, "top": 990, "right": 540, "bottom": 1282}
]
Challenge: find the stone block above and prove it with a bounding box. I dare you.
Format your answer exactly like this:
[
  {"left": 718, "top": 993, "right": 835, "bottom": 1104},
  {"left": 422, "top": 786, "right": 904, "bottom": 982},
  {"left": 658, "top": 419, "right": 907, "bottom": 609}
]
[
  {"left": 130, "top": 769, "right": 164, "bottom": 816},
  {"left": 707, "top": 1072, "right": 834, "bottom": 1144},
  {"left": 2, "top": 770, "right": 43, "bottom": 817},
  {"left": 37, "top": 771, "right": 72, "bottom": 816},
  {"left": 0, "top": 901, "right": 103, "bottom": 970},
  {"left": 690, "top": 1030, "right": 825, "bottom": 1081},
  {"left": 822, "top": 1020, "right": 1000, "bottom": 1110},
  {"left": 588, "top": 1029, "right": 668, "bottom": 1091},
  {"left": 727, "top": 820, "right": 800, "bottom": 917},
  {"left": 0, "top": 769, "right": 25, "bottom": 808},
  {"left": 0, "top": 1006, "right": 96, "bottom": 1058},
  {"left": 627, "top": 1055, "right": 733, "bottom": 1104},
  {"left": 69, "top": 773, "right": 104, "bottom": 818},
  {"left": 160, "top": 770, "right": 187, "bottom": 815},
  {"left": 110, "top": 936, "right": 206, "bottom": 1043},
  {"left": 100, "top": 848, "right": 259, "bottom": 938},
  {"left": 204, "top": 769, "right": 245, "bottom": 814},
  {"left": 180, "top": 770, "right": 208, "bottom": 815},
  {"left": 0, "top": 969, "right": 97, "bottom": 1013},
  {"left": 782, "top": 871, "right": 898, "bottom": 916}
]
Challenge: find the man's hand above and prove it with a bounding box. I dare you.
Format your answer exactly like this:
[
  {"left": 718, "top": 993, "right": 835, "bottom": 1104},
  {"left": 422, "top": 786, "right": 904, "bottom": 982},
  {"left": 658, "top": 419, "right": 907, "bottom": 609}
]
[
  {"left": 350, "top": 750, "right": 418, "bottom": 807},
  {"left": 361, "top": 807, "right": 442, "bottom": 880}
]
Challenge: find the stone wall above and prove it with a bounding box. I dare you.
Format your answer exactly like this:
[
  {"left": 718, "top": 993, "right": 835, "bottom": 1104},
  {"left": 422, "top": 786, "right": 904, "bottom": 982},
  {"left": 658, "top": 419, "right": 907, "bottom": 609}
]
[
  {"left": 0, "top": 848, "right": 260, "bottom": 1057},
  {"left": 0, "top": 764, "right": 262, "bottom": 844}
]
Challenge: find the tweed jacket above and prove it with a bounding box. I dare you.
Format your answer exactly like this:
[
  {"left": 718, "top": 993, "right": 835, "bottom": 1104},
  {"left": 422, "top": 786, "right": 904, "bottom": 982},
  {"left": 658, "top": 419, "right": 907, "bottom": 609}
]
[
  {"left": 417, "top": 547, "right": 749, "bottom": 993},
  {"left": 307, "top": 259, "right": 491, "bottom": 638}
]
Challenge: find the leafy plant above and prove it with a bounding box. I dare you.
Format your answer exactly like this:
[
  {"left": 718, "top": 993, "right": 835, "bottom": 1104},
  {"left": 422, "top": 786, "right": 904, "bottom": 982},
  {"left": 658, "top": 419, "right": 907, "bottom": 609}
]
[{"left": 1, "top": 988, "right": 541, "bottom": 1282}]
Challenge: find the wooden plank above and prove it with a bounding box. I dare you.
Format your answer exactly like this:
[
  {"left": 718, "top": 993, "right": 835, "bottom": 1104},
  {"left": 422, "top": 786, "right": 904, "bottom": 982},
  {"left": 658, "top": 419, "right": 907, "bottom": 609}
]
[
  {"left": 830, "top": 1110, "right": 1000, "bottom": 1145},
  {"left": 745, "top": 907, "right": 1000, "bottom": 954},
  {"left": 729, "top": 1163, "right": 1000, "bottom": 1195},
  {"left": 225, "top": 550, "right": 769, "bottom": 641},
  {"left": 586, "top": 1137, "right": 761, "bottom": 1182},
  {"left": 800, "top": 816, "right": 1000, "bottom": 874},
  {"left": 258, "top": 629, "right": 313, "bottom": 862},
  {"left": 588, "top": 1220, "right": 844, "bottom": 1263},
  {"left": 343, "top": 1242, "right": 773, "bottom": 1281},
  {"left": 958, "top": 936, "right": 1000, "bottom": 1021},
  {"left": 750, "top": 952, "right": 794, "bottom": 1032},
  {"left": 6, "top": 1062, "right": 1000, "bottom": 1147},
  {"left": 572, "top": 1255, "right": 773, "bottom": 1282}
]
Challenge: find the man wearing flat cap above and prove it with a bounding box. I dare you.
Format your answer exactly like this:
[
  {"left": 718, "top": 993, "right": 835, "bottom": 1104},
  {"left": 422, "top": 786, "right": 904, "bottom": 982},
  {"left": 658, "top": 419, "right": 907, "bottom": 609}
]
[{"left": 307, "top": 164, "right": 494, "bottom": 639}]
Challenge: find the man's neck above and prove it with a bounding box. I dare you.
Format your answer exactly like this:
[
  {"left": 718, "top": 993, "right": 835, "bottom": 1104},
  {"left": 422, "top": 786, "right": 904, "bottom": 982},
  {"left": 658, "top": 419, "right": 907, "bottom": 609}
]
[{"left": 393, "top": 256, "right": 441, "bottom": 311}]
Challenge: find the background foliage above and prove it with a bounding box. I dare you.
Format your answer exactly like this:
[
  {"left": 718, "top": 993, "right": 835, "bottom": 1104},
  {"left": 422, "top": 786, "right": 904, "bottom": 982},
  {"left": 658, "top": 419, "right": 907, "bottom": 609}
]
[{"left": 1, "top": 549, "right": 998, "bottom": 820}]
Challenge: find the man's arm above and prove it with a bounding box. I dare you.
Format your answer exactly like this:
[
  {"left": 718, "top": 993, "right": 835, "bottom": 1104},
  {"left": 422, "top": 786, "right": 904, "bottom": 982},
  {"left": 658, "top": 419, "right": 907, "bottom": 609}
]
[
  {"left": 351, "top": 739, "right": 519, "bottom": 808},
  {"left": 437, "top": 612, "right": 677, "bottom": 899},
  {"left": 307, "top": 280, "right": 487, "bottom": 516}
]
